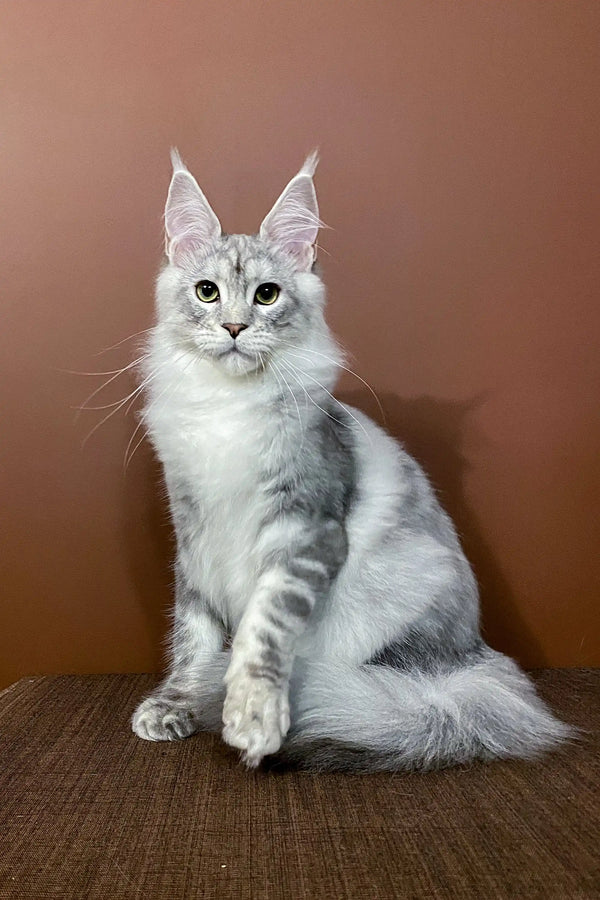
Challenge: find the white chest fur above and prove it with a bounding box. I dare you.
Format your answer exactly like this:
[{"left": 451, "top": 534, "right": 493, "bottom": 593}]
[{"left": 143, "top": 356, "right": 288, "bottom": 624}]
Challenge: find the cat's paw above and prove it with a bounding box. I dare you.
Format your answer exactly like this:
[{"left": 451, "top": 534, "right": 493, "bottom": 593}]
[
  {"left": 131, "top": 695, "right": 199, "bottom": 742},
  {"left": 222, "top": 678, "right": 290, "bottom": 767}
]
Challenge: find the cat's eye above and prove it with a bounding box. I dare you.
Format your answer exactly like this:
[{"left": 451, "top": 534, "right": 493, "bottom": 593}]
[
  {"left": 196, "top": 281, "right": 220, "bottom": 303},
  {"left": 254, "top": 283, "right": 279, "bottom": 305}
]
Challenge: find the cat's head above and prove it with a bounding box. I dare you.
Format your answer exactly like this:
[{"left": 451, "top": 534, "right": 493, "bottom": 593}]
[{"left": 156, "top": 150, "right": 327, "bottom": 377}]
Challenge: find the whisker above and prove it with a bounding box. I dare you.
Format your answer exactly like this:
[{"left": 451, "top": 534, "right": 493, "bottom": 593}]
[
  {"left": 123, "top": 416, "right": 147, "bottom": 472},
  {"left": 270, "top": 358, "right": 304, "bottom": 443},
  {"left": 81, "top": 354, "right": 180, "bottom": 448},
  {"left": 94, "top": 327, "right": 155, "bottom": 356},
  {"left": 256, "top": 350, "right": 268, "bottom": 377},
  {"left": 81, "top": 386, "right": 144, "bottom": 448},
  {"left": 76, "top": 353, "right": 173, "bottom": 418},
  {"left": 123, "top": 428, "right": 149, "bottom": 473},
  {"left": 124, "top": 373, "right": 157, "bottom": 416},
  {"left": 278, "top": 339, "right": 386, "bottom": 424},
  {"left": 74, "top": 381, "right": 146, "bottom": 412},
  {"left": 314, "top": 241, "right": 332, "bottom": 259},
  {"left": 282, "top": 358, "right": 372, "bottom": 446},
  {"left": 60, "top": 355, "right": 148, "bottom": 378},
  {"left": 277, "top": 359, "right": 353, "bottom": 433},
  {"left": 267, "top": 356, "right": 290, "bottom": 416},
  {"left": 124, "top": 353, "right": 196, "bottom": 471},
  {"left": 74, "top": 355, "right": 149, "bottom": 422}
]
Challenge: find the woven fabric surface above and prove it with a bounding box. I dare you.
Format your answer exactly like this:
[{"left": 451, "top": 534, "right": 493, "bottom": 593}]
[{"left": 0, "top": 670, "right": 598, "bottom": 899}]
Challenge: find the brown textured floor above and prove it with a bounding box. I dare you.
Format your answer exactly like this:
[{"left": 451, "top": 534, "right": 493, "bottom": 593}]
[{"left": 0, "top": 670, "right": 598, "bottom": 899}]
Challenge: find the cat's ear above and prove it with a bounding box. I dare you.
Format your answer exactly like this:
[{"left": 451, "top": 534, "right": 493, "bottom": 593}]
[
  {"left": 259, "top": 151, "right": 321, "bottom": 270},
  {"left": 164, "top": 149, "right": 221, "bottom": 265}
]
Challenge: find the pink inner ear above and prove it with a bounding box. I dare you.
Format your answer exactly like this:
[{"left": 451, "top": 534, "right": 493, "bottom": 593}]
[
  {"left": 260, "top": 173, "right": 320, "bottom": 269},
  {"left": 165, "top": 170, "right": 221, "bottom": 264}
]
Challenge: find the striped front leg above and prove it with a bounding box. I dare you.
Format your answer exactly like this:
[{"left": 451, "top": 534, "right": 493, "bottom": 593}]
[
  {"left": 132, "top": 565, "right": 225, "bottom": 741},
  {"left": 222, "top": 518, "right": 347, "bottom": 767}
]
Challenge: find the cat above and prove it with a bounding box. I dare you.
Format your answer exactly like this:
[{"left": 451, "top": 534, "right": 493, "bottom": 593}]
[{"left": 131, "top": 150, "right": 570, "bottom": 771}]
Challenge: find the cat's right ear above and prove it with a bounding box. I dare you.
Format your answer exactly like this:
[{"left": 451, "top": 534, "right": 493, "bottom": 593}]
[{"left": 164, "top": 149, "right": 221, "bottom": 265}]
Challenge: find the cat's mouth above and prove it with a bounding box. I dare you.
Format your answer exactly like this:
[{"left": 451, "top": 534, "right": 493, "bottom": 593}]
[{"left": 217, "top": 343, "right": 252, "bottom": 360}]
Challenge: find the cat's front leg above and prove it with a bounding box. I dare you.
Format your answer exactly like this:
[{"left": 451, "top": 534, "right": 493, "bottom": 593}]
[
  {"left": 221, "top": 569, "right": 307, "bottom": 766},
  {"left": 132, "top": 567, "right": 225, "bottom": 741},
  {"left": 222, "top": 519, "right": 347, "bottom": 767}
]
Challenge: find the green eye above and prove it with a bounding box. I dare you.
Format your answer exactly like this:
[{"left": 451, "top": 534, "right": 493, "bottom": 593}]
[
  {"left": 196, "top": 281, "right": 219, "bottom": 302},
  {"left": 254, "top": 283, "right": 279, "bottom": 305}
]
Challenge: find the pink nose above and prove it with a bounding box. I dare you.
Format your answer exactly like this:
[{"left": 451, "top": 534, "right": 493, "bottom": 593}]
[{"left": 222, "top": 322, "right": 248, "bottom": 339}]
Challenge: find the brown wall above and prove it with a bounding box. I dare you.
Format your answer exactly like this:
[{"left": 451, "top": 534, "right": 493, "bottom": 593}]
[{"left": 1, "top": 1, "right": 599, "bottom": 688}]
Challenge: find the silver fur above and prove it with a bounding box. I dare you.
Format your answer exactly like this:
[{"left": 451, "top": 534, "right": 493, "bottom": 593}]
[{"left": 131, "top": 152, "right": 571, "bottom": 771}]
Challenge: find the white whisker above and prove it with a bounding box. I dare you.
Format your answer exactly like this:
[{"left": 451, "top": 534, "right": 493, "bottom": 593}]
[
  {"left": 270, "top": 358, "right": 304, "bottom": 445},
  {"left": 82, "top": 352, "right": 185, "bottom": 448},
  {"left": 314, "top": 241, "right": 332, "bottom": 259},
  {"left": 81, "top": 394, "right": 133, "bottom": 448},
  {"left": 74, "top": 382, "right": 146, "bottom": 412},
  {"left": 123, "top": 429, "right": 149, "bottom": 473},
  {"left": 94, "top": 327, "right": 155, "bottom": 356},
  {"left": 281, "top": 358, "right": 372, "bottom": 446},
  {"left": 74, "top": 355, "right": 148, "bottom": 422},
  {"left": 123, "top": 416, "right": 147, "bottom": 472},
  {"left": 278, "top": 339, "right": 386, "bottom": 424},
  {"left": 267, "top": 356, "right": 289, "bottom": 416},
  {"left": 277, "top": 359, "right": 354, "bottom": 434},
  {"left": 76, "top": 352, "right": 175, "bottom": 417},
  {"left": 124, "top": 353, "right": 195, "bottom": 470},
  {"left": 61, "top": 355, "right": 148, "bottom": 378}
]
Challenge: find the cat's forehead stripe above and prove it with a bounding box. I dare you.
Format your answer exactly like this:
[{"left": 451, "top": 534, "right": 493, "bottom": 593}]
[{"left": 196, "top": 236, "right": 288, "bottom": 292}]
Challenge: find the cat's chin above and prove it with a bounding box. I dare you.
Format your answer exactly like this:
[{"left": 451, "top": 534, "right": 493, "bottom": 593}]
[{"left": 211, "top": 347, "right": 262, "bottom": 377}]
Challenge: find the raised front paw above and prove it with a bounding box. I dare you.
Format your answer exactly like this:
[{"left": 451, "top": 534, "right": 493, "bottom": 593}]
[
  {"left": 222, "top": 677, "right": 290, "bottom": 768},
  {"left": 131, "top": 694, "right": 199, "bottom": 742}
]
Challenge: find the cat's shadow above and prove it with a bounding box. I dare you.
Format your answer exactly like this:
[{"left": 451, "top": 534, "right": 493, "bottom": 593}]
[
  {"left": 121, "top": 391, "right": 546, "bottom": 672},
  {"left": 340, "top": 388, "right": 546, "bottom": 665}
]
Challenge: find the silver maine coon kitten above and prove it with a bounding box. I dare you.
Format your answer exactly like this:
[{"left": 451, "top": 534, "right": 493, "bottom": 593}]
[{"left": 131, "top": 151, "right": 570, "bottom": 771}]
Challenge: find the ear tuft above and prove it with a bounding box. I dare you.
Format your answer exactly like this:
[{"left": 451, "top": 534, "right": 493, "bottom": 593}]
[
  {"left": 300, "top": 149, "right": 319, "bottom": 178},
  {"left": 164, "top": 149, "right": 221, "bottom": 266},
  {"left": 170, "top": 146, "right": 186, "bottom": 173},
  {"left": 259, "top": 154, "right": 323, "bottom": 270}
]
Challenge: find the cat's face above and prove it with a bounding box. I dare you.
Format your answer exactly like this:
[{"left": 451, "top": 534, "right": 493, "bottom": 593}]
[{"left": 158, "top": 152, "right": 325, "bottom": 376}]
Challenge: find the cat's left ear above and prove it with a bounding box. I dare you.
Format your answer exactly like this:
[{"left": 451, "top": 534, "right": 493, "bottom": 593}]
[
  {"left": 259, "top": 151, "right": 321, "bottom": 271},
  {"left": 164, "top": 149, "right": 222, "bottom": 266}
]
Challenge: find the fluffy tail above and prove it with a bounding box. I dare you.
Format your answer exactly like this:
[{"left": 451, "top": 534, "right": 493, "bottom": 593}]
[{"left": 272, "top": 647, "right": 572, "bottom": 772}]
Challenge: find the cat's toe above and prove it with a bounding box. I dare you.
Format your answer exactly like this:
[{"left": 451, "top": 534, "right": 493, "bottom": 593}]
[{"left": 132, "top": 696, "right": 198, "bottom": 742}]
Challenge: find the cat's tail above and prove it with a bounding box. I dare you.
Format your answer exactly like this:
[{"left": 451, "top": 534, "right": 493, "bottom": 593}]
[{"left": 272, "top": 647, "right": 572, "bottom": 772}]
